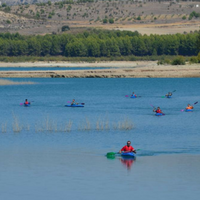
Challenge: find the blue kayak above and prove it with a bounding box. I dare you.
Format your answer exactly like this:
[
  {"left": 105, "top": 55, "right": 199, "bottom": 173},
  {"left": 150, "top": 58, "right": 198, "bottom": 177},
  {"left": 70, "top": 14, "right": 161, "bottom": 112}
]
[
  {"left": 130, "top": 96, "right": 137, "bottom": 98},
  {"left": 24, "top": 103, "right": 30, "bottom": 107},
  {"left": 155, "top": 113, "right": 164, "bottom": 116},
  {"left": 121, "top": 152, "right": 136, "bottom": 158},
  {"left": 185, "top": 109, "right": 193, "bottom": 112},
  {"left": 166, "top": 96, "right": 172, "bottom": 98},
  {"left": 65, "top": 104, "right": 84, "bottom": 107}
]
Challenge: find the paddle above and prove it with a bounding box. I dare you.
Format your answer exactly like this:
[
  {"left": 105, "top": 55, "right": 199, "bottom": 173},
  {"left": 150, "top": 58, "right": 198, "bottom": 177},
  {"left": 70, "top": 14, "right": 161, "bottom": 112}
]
[
  {"left": 162, "top": 90, "right": 176, "bottom": 98},
  {"left": 20, "top": 101, "right": 33, "bottom": 105},
  {"left": 181, "top": 101, "right": 198, "bottom": 112},
  {"left": 106, "top": 149, "right": 141, "bottom": 157},
  {"left": 67, "top": 101, "right": 85, "bottom": 105}
]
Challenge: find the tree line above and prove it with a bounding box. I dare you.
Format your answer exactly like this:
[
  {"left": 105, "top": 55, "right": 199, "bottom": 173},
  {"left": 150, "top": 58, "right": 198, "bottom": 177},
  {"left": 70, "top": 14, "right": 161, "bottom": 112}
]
[{"left": 0, "top": 30, "right": 199, "bottom": 57}]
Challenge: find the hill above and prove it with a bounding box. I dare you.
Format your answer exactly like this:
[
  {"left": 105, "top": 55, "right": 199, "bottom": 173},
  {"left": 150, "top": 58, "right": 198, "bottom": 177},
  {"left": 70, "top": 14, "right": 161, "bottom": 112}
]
[{"left": 0, "top": 0, "right": 200, "bottom": 35}]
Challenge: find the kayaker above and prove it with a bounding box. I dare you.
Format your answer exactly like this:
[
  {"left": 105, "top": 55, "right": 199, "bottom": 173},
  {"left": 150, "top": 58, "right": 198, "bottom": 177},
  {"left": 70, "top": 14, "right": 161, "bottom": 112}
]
[
  {"left": 71, "top": 99, "right": 79, "bottom": 105},
  {"left": 186, "top": 104, "right": 193, "bottom": 110},
  {"left": 165, "top": 92, "right": 172, "bottom": 97},
  {"left": 119, "top": 141, "right": 136, "bottom": 153},
  {"left": 71, "top": 99, "right": 76, "bottom": 105},
  {"left": 24, "top": 99, "right": 30, "bottom": 105},
  {"left": 153, "top": 107, "right": 163, "bottom": 113},
  {"left": 131, "top": 92, "right": 137, "bottom": 97}
]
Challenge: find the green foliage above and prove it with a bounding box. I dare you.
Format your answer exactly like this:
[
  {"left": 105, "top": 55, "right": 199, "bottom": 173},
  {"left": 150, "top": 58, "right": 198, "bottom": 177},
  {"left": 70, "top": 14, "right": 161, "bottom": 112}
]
[
  {"left": 6, "top": 20, "right": 11, "bottom": 24},
  {"left": 137, "top": 16, "right": 141, "bottom": 20},
  {"left": 4, "top": 6, "right": 11, "bottom": 12},
  {"left": 47, "top": 1, "right": 52, "bottom": 6},
  {"left": 171, "top": 56, "right": 185, "bottom": 65},
  {"left": 189, "top": 56, "right": 198, "bottom": 64},
  {"left": 188, "top": 11, "right": 200, "bottom": 20},
  {"left": 197, "top": 52, "right": 200, "bottom": 63},
  {"left": 197, "top": 31, "right": 200, "bottom": 53},
  {"left": 61, "top": 25, "right": 70, "bottom": 32},
  {"left": 2, "top": 3, "right": 7, "bottom": 7},
  {"left": 182, "top": 15, "right": 186, "bottom": 20},
  {"left": 67, "top": 5, "right": 72, "bottom": 12},
  {"left": 103, "top": 18, "right": 108, "bottom": 23},
  {"left": 36, "top": 12, "right": 40, "bottom": 19},
  {"left": 109, "top": 18, "right": 114, "bottom": 24},
  {"left": 0, "top": 30, "right": 198, "bottom": 59}
]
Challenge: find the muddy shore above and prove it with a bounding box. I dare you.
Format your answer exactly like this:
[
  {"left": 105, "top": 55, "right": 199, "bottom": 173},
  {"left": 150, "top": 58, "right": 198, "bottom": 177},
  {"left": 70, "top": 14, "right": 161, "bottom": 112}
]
[{"left": 0, "top": 61, "right": 200, "bottom": 79}]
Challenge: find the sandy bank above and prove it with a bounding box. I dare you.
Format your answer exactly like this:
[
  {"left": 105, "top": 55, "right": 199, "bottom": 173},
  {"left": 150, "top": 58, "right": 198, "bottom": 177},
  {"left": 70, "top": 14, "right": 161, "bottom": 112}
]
[
  {"left": 0, "top": 61, "right": 200, "bottom": 78},
  {"left": 0, "top": 79, "right": 35, "bottom": 85},
  {"left": 0, "top": 61, "right": 144, "bottom": 68}
]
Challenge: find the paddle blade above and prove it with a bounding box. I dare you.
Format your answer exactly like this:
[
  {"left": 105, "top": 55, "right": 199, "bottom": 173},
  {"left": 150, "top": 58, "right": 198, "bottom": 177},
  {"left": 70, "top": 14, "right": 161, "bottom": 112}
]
[
  {"left": 106, "top": 152, "right": 116, "bottom": 158},
  {"left": 194, "top": 101, "right": 198, "bottom": 105},
  {"left": 173, "top": 90, "right": 176, "bottom": 92},
  {"left": 67, "top": 101, "right": 71, "bottom": 103},
  {"left": 125, "top": 95, "right": 129, "bottom": 97},
  {"left": 180, "top": 109, "right": 184, "bottom": 112},
  {"left": 81, "top": 103, "right": 85, "bottom": 105},
  {"left": 20, "top": 103, "right": 23, "bottom": 105}
]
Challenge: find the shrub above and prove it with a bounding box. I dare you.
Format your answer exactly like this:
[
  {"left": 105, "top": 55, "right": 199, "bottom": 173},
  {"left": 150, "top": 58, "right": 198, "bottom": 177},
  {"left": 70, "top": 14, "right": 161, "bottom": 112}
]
[
  {"left": 182, "top": 15, "right": 186, "bottom": 20},
  {"left": 6, "top": 20, "right": 11, "bottom": 24},
  {"left": 61, "top": 25, "right": 70, "bottom": 31},
  {"left": 171, "top": 56, "right": 185, "bottom": 65},
  {"left": 103, "top": 18, "right": 108, "bottom": 23},
  {"left": 197, "top": 52, "right": 200, "bottom": 63},
  {"left": 109, "top": 18, "right": 114, "bottom": 24},
  {"left": 2, "top": 3, "right": 7, "bottom": 7},
  {"left": 189, "top": 56, "right": 198, "bottom": 64},
  {"left": 137, "top": 16, "right": 141, "bottom": 20}
]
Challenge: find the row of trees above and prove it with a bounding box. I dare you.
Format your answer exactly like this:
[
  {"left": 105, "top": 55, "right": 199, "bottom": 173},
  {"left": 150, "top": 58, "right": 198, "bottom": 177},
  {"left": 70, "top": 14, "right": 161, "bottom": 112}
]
[{"left": 0, "top": 30, "right": 199, "bottom": 57}]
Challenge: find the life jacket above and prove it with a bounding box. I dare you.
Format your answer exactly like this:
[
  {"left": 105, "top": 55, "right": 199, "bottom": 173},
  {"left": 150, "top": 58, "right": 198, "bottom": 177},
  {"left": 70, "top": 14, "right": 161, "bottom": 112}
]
[
  {"left": 25, "top": 101, "right": 29, "bottom": 105},
  {"left": 186, "top": 106, "right": 193, "bottom": 110},
  {"left": 156, "top": 109, "right": 161, "bottom": 113}
]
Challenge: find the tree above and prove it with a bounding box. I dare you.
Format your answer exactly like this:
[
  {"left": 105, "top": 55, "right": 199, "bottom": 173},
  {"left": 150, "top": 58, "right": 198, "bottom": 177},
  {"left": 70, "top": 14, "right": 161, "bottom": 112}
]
[
  {"left": 28, "top": 38, "right": 41, "bottom": 56},
  {"left": 197, "top": 31, "right": 200, "bottom": 53},
  {"left": 41, "top": 39, "right": 52, "bottom": 56}
]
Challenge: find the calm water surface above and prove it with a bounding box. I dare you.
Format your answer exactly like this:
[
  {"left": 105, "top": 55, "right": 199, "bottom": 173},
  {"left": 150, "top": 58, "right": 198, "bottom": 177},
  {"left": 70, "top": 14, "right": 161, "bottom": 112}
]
[{"left": 0, "top": 78, "right": 200, "bottom": 200}]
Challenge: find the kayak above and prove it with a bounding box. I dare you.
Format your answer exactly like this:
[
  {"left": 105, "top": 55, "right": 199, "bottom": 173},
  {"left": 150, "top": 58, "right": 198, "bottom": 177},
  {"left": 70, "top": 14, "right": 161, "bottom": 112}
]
[
  {"left": 130, "top": 96, "right": 137, "bottom": 98},
  {"left": 166, "top": 96, "right": 172, "bottom": 98},
  {"left": 65, "top": 104, "right": 84, "bottom": 107},
  {"left": 24, "top": 103, "right": 30, "bottom": 107},
  {"left": 121, "top": 152, "right": 136, "bottom": 158},
  {"left": 155, "top": 113, "right": 164, "bottom": 116},
  {"left": 185, "top": 109, "right": 193, "bottom": 112}
]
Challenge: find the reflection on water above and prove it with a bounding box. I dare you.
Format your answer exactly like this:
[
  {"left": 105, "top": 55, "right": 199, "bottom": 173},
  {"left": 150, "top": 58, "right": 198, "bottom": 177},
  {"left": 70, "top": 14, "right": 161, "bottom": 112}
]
[{"left": 119, "top": 157, "right": 135, "bottom": 170}]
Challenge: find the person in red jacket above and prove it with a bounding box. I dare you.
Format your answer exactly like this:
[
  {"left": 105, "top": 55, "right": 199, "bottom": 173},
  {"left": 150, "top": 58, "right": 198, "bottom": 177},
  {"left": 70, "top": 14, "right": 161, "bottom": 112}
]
[
  {"left": 24, "top": 99, "right": 30, "bottom": 105},
  {"left": 153, "top": 107, "right": 162, "bottom": 113},
  {"left": 119, "top": 141, "right": 136, "bottom": 153}
]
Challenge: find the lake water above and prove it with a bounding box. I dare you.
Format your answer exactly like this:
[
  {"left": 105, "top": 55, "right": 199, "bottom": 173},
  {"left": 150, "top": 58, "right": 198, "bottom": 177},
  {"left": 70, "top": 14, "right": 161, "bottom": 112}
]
[{"left": 0, "top": 78, "right": 200, "bottom": 200}]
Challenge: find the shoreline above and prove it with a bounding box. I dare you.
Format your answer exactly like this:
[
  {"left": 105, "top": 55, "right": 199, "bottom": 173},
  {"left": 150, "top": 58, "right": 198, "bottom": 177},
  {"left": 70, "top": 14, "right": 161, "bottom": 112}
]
[
  {"left": 0, "top": 61, "right": 146, "bottom": 68},
  {"left": 0, "top": 61, "right": 200, "bottom": 78}
]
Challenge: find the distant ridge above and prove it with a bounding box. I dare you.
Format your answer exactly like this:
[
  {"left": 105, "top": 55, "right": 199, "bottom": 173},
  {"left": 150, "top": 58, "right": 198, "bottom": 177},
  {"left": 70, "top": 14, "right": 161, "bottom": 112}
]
[{"left": 0, "top": 0, "right": 58, "bottom": 6}]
